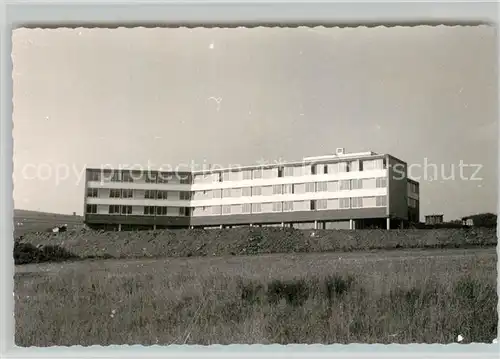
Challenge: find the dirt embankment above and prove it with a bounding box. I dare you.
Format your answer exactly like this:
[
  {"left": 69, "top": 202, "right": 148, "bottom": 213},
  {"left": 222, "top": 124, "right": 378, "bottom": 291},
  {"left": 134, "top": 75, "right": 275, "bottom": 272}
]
[{"left": 14, "top": 227, "right": 497, "bottom": 264}]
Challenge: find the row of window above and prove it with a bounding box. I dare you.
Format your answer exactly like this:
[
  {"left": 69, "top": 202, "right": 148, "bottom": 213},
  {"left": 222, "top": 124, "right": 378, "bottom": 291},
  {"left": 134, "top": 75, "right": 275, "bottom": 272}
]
[
  {"left": 88, "top": 159, "right": 387, "bottom": 185},
  {"left": 85, "top": 196, "right": 387, "bottom": 216},
  {"left": 197, "top": 178, "right": 387, "bottom": 199},
  {"left": 86, "top": 177, "right": 387, "bottom": 201},
  {"left": 88, "top": 171, "right": 190, "bottom": 184},
  {"left": 86, "top": 204, "right": 190, "bottom": 216},
  {"left": 86, "top": 188, "right": 192, "bottom": 200},
  {"left": 194, "top": 196, "right": 388, "bottom": 216},
  {"left": 194, "top": 159, "right": 387, "bottom": 183}
]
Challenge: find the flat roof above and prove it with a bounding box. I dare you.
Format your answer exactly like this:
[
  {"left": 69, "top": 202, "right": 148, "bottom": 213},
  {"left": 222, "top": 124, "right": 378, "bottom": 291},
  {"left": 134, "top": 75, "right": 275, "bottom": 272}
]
[{"left": 85, "top": 151, "right": 419, "bottom": 183}]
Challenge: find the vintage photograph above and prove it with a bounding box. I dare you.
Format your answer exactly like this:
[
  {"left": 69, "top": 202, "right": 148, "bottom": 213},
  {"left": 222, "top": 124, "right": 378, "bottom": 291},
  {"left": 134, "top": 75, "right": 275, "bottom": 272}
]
[{"left": 12, "top": 25, "right": 497, "bottom": 345}]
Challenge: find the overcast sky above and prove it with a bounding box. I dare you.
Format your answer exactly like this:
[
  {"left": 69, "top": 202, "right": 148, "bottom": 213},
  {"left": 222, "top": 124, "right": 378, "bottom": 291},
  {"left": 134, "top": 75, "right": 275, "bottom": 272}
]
[{"left": 12, "top": 25, "right": 497, "bottom": 220}]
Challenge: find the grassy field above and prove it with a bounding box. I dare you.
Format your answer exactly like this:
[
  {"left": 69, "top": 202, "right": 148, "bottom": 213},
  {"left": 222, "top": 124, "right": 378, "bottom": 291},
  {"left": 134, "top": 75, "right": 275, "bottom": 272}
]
[
  {"left": 13, "top": 209, "right": 83, "bottom": 238},
  {"left": 15, "top": 247, "right": 497, "bottom": 346}
]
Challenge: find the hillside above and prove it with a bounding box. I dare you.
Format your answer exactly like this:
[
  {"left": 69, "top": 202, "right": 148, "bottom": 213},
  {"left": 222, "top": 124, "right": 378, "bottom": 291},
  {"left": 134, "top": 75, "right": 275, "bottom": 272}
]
[
  {"left": 13, "top": 209, "right": 84, "bottom": 237},
  {"left": 16, "top": 227, "right": 497, "bottom": 264}
]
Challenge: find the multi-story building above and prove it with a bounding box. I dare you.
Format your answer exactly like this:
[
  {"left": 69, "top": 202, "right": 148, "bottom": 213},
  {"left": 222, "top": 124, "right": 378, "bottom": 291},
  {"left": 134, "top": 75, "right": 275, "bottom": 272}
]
[{"left": 84, "top": 148, "right": 420, "bottom": 231}]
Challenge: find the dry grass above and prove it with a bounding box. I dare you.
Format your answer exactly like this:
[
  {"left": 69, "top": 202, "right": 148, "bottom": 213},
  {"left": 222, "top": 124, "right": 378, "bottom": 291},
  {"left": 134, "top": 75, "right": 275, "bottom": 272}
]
[
  {"left": 17, "top": 227, "right": 497, "bottom": 261},
  {"left": 15, "top": 248, "right": 497, "bottom": 346}
]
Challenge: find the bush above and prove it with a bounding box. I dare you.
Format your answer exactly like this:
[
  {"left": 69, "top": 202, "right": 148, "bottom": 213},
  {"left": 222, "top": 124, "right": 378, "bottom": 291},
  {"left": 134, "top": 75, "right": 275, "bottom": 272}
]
[{"left": 14, "top": 242, "right": 78, "bottom": 265}]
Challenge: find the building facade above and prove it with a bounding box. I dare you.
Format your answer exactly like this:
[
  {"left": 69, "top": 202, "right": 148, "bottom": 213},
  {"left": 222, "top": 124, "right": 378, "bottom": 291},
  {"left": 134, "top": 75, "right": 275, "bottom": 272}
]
[
  {"left": 425, "top": 214, "right": 444, "bottom": 226},
  {"left": 84, "top": 149, "right": 420, "bottom": 230}
]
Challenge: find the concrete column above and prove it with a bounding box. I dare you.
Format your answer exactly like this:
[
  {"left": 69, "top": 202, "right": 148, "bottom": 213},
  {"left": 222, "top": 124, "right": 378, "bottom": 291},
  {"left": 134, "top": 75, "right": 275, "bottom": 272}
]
[
  {"left": 349, "top": 219, "right": 354, "bottom": 230},
  {"left": 400, "top": 220, "right": 404, "bottom": 229},
  {"left": 281, "top": 222, "right": 284, "bottom": 228},
  {"left": 386, "top": 218, "right": 391, "bottom": 230},
  {"left": 314, "top": 220, "right": 318, "bottom": 229},
  {"left": 118, "top": 224, "right": 122, "bottom": 232},
  {"left": 153, "top": 224, "right": 157, "bottom": 230},
  {"left": 220, "top": 225, "right": 223, "bottom": 229}
]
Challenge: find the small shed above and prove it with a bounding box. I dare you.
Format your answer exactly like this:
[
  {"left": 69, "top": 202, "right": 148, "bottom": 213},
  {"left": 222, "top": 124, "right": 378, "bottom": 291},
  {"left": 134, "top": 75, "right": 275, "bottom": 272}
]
[{"left": 425, "top": 214, "right": 444, "bottom": 226}]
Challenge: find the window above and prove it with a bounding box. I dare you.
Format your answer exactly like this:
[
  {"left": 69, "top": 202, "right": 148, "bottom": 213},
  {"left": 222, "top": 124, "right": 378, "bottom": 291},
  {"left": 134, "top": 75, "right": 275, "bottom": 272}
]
[
  {"left": 278, "top": 167, "right": 284, "bottom": 178},
  {"left": 311, "top": 165, "right": 317, "bottom": 175},
  {"left": 359, "top": 161, "right": 364, "bottom": 171},
  {"left": 242, "top": 203, "right": 252, "bottom": 213},
  {"left": 317, "top": 199, "right": 327, "bottom": 210},
  {"left": 376, "top": 177, "right": 387, "bottom": 188},
  {"left": 230, "top": 188, "right": 242, "bottom": 197},
  {"left": 89, "top": 171, "right": 101, "bottom": 181},
  {"left": 284, "top": 167, "right": 294, "bottom": 177},
  {"left": 145, "top": 172, "right": 157, "bottom": 183},
  {"left": 327, "top": 163, "right": 339, "bottom": 174},
  {"left": 223, "top": 172, "right": 231, "bottom": 182},
  {"left": 324, "top": 165, "right": 328, "bottom": 174},
  {"left": 121, "top": 205, "right": 132, "bottom": 215},
  {"left": 110, "top": 171, "right": 120, "bottom": 182},
  {"left": 283, "top": 184, "right": 294, "bottom": 194},
  {"left": 179, "top": 175, "right": 191, "bottom": 184},
  {"left": 86, "top": 204, "right": 97, "bottom": 214},
  {"left": 109, "top": 205, "right": 120, "bottom": 214},
  {"left": 242, "top": 170, "right": 252, "bottom": 180},
  {"left": 351, "top": 179, "right": 363, "bottom": 190},
  {"left": 179, "top": 207, "right": 190, "bottom": 216},
  {"left": 252, "top": 203, "right": 262, "bottom": 213},
  {"left": 253, "top": 169, "right": 263, "bottom": 179},
  {"left": 213, "top": 189, "right": 222, "bottom": 198},
  {"left": 327, "top": 199, "right": 339, "bottom": 209},
  {"left": 339, "top": 198, "right": 350, "bottom": 209},
  {"left": 212, "top": 206, "right": 222, "bottom": 215},
  {"left": 87, "top": 188, "right": 98, "bottom": 198},
  {"left": 222, "top": 205, "right": 231, "bottom": 215},
  {"left": 283, "top": 201, "right": 294, "bottom": 212},
  {"left": 242, "top": 187, "right": 252, "bottom": 197},
  {"left": 157, "top": 172, "right": 171, "bottom": 183},
  {"left": 316, "top": 182, "right": 327, "bottom": 192},
  {"left": 340, "top": 180, "right": 350, "bottom": 191},
  {"left": 273, "top": 185, "right": 282, "bottom": 195},
  {"left": 272, "top": 202, "right": 282, "bottom": 212},
  {"left": 144, "top": 206, "right": 155, "bottom": 215},
  {"left": 351, "top": 197, "right": 363, "bottom": 208},
  {"left": 122, "top": 171, "right": 133, "bottom": 183},
  {"left": 310, "top": 200, "right": 316, "bottom": 210},
  {"left": 252, "top": 186, "right": 262, "bottom": 196},
  {"left": 121, "top": 189, "right": 133, "bottom": 198},
  {"left": 180, "top": 191, "right": 191, "bottom": 200},
  {"left": 222, "top": 188, "right": 231, "bottom": 198},
  {"left": 157, "top": 191, "right": 168, "bottom": 200},
  {"left": 145, "top": 190, "right": 156, "bottom": 199},
  {"left": 348, "top": 161, "right": 359, "bottom": 172},
  {"left": 376, "top": 196, "right": 387, "bottom": 207},
  {"left": 305, "top": 183, "right": 316, "bottom": 193},
  {"left": 408, "top": 198, "right": 417, "bottom": 208},
  {"left": 110, "top": 189, "right": 121, "bottom": 198},
  {"left": 155, "top": 206, "right": 167, "bottom": 216},
  {"left": 327, "top": 181, "right": 339, "bottom": 192}
]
